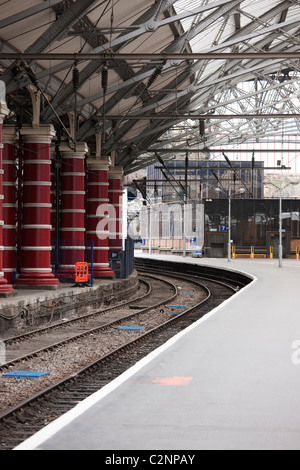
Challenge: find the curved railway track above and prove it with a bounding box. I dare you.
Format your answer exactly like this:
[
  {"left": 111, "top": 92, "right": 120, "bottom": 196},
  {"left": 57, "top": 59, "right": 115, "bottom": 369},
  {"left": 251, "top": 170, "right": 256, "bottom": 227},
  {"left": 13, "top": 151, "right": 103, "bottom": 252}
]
[
  {"left": 1, "top": 276, "right": 175, "bottom": 367},
  {"left": 0, "top": 260, "right": 252, "bottom": 450}
]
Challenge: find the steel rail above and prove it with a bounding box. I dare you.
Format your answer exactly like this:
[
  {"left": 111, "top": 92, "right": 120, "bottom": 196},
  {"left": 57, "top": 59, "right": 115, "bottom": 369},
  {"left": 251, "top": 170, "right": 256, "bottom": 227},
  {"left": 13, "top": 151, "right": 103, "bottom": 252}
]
[
  {"left": 2, "top": 279, "right": 152, "bottom": 346},
  {"left": 0, "top": 272, "right": 209, "bottom": 426},
  {"left": 0, "top": 276, "right": 178, "bottom": 372},
  {"left": 136, "top": 267, "right": 239, "bottom": 294},
  {"left": 0, "top": 265, "right": 249, "bottom": 450}
]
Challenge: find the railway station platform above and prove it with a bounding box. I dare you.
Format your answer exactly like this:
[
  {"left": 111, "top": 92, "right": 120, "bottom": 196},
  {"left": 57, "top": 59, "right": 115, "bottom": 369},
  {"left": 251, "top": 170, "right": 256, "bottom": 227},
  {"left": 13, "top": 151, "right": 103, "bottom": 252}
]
[{"left": 15, "top": 253, "right": 300, "bottom": 450}]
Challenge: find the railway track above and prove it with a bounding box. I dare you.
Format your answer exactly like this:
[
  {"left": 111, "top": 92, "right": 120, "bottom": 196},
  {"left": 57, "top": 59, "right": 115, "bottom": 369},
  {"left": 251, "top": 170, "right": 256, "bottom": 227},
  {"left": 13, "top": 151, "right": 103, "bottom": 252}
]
[
  {"left": 0, "top": 276, "right": 174, "bottom": 367},
  {"left": 134, "top": 257, "right": 252, "bottom": 291},
  {"left": 0, "top": 260, "right": 251, "bottom": 450}
]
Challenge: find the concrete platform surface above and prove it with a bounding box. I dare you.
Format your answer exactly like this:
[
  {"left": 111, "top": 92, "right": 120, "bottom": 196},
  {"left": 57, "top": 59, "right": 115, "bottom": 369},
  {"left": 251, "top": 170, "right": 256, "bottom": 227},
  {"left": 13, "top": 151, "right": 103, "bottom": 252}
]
[{"left": 15, "top": 254, "right": 300, "bottom": 450}]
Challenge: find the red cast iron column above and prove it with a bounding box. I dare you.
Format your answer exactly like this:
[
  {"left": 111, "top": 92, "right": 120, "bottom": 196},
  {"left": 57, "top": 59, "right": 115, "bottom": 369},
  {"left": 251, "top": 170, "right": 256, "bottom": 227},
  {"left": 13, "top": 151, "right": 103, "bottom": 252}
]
[
  {"left": 108, "top": 163, "right": 124, "bottom": 257},
  {"left": 2, "top": 126, "right": 17, "bottom": 284},
  {"left": 50, "top": 149, "right": 57, "bottom": 270},
  {"left": 15, "top": 125, "right": 59, "bottom": 288},
  {"left": 86, "top": 156, "right": 115, "bottom": 278},
  {"left": 0, "top": 102, "right": 13, "bottom": 295},
  {"left": 57, "top": 143, "right": 87, "bottom": 281}
]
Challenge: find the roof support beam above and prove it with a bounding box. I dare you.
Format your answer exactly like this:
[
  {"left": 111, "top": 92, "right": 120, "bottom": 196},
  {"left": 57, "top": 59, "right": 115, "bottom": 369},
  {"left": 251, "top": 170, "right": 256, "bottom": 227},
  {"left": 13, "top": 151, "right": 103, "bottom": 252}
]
[
  {"left": 0, "top": 0, "right": 64, "bottom": 30},
  {"left": 3, "top": 51, "right": 300, "bottom": 61},
  {"left": 144, "top": 148, "right": 299, "bottom": 154},
  {"left": 2, "top": 0, "right": 102, "bottom": 91},
  {"left": 97, "top": 2, "right": 300, "bottom": 154},
  {"left": 78, "top": 1, "right": 299, "bottom": 155},
  {"left": 50, "top": 0, "right": 240, "bottom": 60},
  {"left": 72, "top": 1, "right": 298, "bottom": 109}
]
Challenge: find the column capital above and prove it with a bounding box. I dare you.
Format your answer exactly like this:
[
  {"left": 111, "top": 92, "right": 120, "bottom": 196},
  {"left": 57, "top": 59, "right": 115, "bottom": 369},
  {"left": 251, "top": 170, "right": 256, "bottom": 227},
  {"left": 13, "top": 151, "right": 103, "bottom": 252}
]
[
  {"left": 60, "top": 142, "right": 88, "bottom": 156},
  {"left": 20, "top": 124, "right": 56, "bottom": 143},
  {"left": 109, "top": 165, "right": 123, "bottom": 180},
  {"left": 0, "top": 101, "right": 9, "bottom": 124},
  {"left": 2, "top": 124, "right": 16, "bottom": 144},
  {"left": 87, "top": 156, "right": 110, "bottom": 169}
]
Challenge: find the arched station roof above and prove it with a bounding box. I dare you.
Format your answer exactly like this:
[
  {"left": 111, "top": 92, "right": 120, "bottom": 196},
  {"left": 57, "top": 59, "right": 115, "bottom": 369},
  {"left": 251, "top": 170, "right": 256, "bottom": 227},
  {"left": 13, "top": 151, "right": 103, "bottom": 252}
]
[{"left": 0, "top": 0, "right": 300, "bottom": 174}]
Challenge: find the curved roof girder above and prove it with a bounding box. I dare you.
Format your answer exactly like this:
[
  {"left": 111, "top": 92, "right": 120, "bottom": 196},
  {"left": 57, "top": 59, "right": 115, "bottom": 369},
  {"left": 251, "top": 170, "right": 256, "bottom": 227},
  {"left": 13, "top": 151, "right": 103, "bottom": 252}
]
[
  {"left": 80, "top": 1, "right": 300, "bottom": 165},
  {"left": 0, "top": 1, "right": 300, "bottom": 174},
  {"left": 78, "top": 0, "right": 244, "bottom": 155}
]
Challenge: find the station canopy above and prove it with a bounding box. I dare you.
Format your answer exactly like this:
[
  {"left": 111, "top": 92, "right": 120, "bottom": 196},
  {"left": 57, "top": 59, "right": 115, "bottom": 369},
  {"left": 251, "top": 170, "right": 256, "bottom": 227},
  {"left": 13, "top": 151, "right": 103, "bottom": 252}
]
[{"left": 0, "top": 0, "right": 300, "bottom": 174}]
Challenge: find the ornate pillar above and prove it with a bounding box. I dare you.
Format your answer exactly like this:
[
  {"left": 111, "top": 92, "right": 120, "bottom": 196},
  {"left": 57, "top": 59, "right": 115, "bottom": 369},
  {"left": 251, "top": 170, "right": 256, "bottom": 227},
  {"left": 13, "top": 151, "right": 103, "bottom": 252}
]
[
  {"left": 2, "top": 126, "right": 17, "bottom": 284},
  {"left": 86, "top": 135, "right": 115, "bottom": 278},
  {"left": 0, "top": 101, "right": 14, "bottom": 295},
  {"left": 108, "top": 153, "right": 123, "bottom": 257},
  {"left": 15, "top": 124, "right": 59, "bottom": 288},
  {"left": 57, "top": 142, "right": 87, "bottom": 281},
  {"left": 50, "top": 148, "right": 57, "bottom": 270}
]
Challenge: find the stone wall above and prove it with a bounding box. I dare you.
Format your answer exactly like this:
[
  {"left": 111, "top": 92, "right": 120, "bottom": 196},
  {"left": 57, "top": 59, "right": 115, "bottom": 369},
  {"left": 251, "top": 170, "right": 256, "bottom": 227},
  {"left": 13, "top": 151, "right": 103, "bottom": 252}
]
[{"left": 0, "top": 271, "right": 139, "bottom": 336}]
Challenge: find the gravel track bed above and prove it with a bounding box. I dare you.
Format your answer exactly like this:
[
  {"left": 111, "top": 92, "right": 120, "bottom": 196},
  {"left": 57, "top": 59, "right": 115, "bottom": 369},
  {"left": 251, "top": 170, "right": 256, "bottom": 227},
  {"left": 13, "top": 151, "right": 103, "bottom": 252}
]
[{"left": 0, "top": 278, "right": 206, "bottom": 415}]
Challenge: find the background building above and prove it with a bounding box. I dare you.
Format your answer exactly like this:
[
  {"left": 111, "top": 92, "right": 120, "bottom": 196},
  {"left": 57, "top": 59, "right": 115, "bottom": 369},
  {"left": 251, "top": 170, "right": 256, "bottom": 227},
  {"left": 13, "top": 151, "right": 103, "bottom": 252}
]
[{"left": 146, "top": 157, "right": 265, "bottom": 202}]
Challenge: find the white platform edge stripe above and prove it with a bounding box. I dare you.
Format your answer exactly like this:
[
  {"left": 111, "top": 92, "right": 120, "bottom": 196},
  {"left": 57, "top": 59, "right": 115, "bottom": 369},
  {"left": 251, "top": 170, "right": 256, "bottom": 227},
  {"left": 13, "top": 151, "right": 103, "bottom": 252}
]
[{"left": 13, "top": 268, "right": 257, "bottom": 451}]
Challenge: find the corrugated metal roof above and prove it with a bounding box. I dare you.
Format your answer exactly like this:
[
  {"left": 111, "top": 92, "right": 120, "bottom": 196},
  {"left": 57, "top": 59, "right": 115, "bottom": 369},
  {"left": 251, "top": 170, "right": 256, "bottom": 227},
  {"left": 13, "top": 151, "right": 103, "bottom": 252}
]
[{"left": 0, "top": 0, "right": 299, "bottom": 173}]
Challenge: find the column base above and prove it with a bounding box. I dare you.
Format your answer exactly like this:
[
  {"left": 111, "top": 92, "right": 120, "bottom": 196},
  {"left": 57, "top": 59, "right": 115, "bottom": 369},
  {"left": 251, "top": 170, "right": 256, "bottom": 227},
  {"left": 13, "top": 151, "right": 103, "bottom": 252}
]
[
  {"left": 0, "top": 277, "right": 14, "bottom": 296},
  {"left": 56, "top": 268, "right": 77, "bottom": 283},
  {"left": 3, "top": 272, "right": 15, "bottom": 284},
  {"left": 14, "top": 273, "right": 59, "bottom": 289},
  {"left": 93, "top": 266, "right": 116, "bottom": 278}
]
